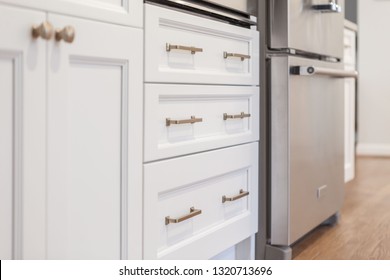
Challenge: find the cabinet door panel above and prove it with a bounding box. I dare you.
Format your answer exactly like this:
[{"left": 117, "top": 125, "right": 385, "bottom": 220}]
[
  {"left": 0, "top": 5, "right": 46, "bottom": 259},
  {"left": 47, "top": 14, "right": 142, "bottom": 259},
  {"left": 0, "top": 0, "right": 143, "bottom": 27}
]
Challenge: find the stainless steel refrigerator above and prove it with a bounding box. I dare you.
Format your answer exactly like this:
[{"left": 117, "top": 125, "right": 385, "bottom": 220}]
[{"left": 257, "top": 0, "right": 358, "bottom": 259}]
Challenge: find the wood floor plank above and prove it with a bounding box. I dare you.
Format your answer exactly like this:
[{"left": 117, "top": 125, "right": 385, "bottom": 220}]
[{"left": 293, "top": 157, "right": 390, "bottom": 260}]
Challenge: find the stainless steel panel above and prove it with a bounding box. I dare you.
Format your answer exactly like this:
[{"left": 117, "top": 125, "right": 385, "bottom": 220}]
[
  {"left": 269, "top": 0, "right": 345, "bottom": 58},
  {"left": 270, "top": 55, "right": 345, "bottom": 245},
  {"left": 203, "top": 0, "right": 258, "bottom": 15},
  {"left": 270, "top": 56, "right": 290, "bottom": 245},
  {"left": 147, "top": 0, "right": 257, "bottom": 26}
]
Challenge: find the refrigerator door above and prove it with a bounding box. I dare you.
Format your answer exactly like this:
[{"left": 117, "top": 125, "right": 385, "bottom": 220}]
[
  {"left": 270, "top": 55, "right": 346, "bottom": 245},
  {"left": 269, "top": 0, "right": 344, "bottom": 58}
]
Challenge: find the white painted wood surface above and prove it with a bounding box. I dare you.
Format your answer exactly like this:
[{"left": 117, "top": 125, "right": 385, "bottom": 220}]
[
  {"left": 46, "top": 14, "right": 143, "bottom": 259},
  {"left": 144, "top": 84, "right": 259, "bottom": 161},
  {"left": 145, "top": 4, "right": 259, "bottom": 85},
  {"left": 0, "top": 45, "right": 14, "bottom": 261},
  {"left": 0, "top": 0, "right": 143, "bottom": 27},
  {"left": 344, "top": 27, "right": 357, "bottom": 183},
  {"left": 144, "top": 143, "right": 258, "bottom": 259},
  {"left": 0, "top": 5, "right": 47, "bottom": 259}
]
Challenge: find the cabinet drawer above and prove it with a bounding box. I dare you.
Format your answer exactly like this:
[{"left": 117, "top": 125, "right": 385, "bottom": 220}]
[
  {"left": 144, "top": 84, "right": 259, "bottom": 162},
  {"left": 145, "top": 4, "right": 259, "bottom": 85},
  {"left": 144, "top": 143, "right": 258, "bottom": 259}
]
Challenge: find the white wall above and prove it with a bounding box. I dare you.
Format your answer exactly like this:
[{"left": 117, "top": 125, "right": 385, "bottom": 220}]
[{"left": 357, "top": 0, "right": 390, "bottom": 156}]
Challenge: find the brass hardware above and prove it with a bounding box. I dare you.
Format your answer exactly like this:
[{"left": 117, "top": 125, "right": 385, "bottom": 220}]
[
  {"left": 165, "top": 207, "right": 202, "bottom": 225},
  {"left": 223, "top": 112, "right": 251, "bottom": 120},
  {"left": 222, "top": 189, "right": 249, "bottom": 203},
  {"left": 223, "top": 52, "right": 251, "bottom": 61},
  {"left": 32, "top": 21, "right": 54, "bottom": 40},
  {"left": 166, "top": 43, "right": 203, "bottom": 54},
  {"left": 55, "top": 26, "right": 75, "bottom": 43},
  {"left": 166, "top": 116, "right": 203, "bottom": 126}
]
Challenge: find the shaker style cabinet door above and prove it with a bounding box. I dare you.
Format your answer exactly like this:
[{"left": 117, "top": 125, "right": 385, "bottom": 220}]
[
  {"left": 0, "top": 5, "right": 47, "bottom": 259},
  {"left": 0, "top": 0, "right": 143, "bottom": 28},
  {"left": 46, "top": 14, "right": 143, "bottom": 259}
]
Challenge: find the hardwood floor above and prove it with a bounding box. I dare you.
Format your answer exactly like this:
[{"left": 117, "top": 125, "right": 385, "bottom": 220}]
[{"left": 293, "top": 156, "right": 390, "bottom": 260}]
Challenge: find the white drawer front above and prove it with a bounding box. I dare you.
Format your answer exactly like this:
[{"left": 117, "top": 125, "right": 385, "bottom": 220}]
[
  {"left": 144, "top": 143, "right": 258, "bottom": 259},
  {"left": 145, "top": 4, "right": 259, "bottom": 85},
  {"left": 144, "top": 84, "right": 259, "bottom": 162}
]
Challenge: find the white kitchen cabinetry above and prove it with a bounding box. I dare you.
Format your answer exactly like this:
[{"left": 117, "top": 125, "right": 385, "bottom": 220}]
[
  {"left": 145, "top": 4, "right": 259, "bottom": 85},
  {"left": 144, "top": 143, "right": 258, "bottom": 259},
  {"left": 144, "top": 84, "right": 259, "bottom": 161},
  {"left": 344, "top": 21, "right": 357, "bottom": 183},
  {"left": 0, "top": 3, "right": 143, "bottom": 259},
  {"left": 46, "top": 14, "right": 143, "bottom": 260},
  {"left": 0, "top": 0, "right": 143, "bottom": 27},
  {"left": 143, "top": 3, "right": 260, "bottom": 260},
  {"left": 0, "top": 5, "right": 47, "bottom": 260}
]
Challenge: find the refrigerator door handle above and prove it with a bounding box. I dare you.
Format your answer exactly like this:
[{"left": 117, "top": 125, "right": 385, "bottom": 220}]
[
  {"left": 290, "top": 66, "right": 358, "bottom": 78},
  {"left": 312, "top": 2, "right": 342, "bottom": 13}
]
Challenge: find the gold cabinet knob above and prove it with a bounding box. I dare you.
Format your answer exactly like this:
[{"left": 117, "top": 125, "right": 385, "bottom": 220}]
[
  {"left": 32, "top": 21, "right": 54, "bottom": 40},
  {"left": 55, "top": 26, "right": 75, "bottom": 43}
]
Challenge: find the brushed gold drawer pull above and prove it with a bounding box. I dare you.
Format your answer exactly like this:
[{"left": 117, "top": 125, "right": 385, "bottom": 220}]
[
  {"left": 165, "top": 207, "right": 202, "bottom": 225},
  {"left": 223, "top": 52, "right": 251, "bottom": 61},
  {"left": 223, "top": 112, "right": 251, "bottom": 120},
  {"left": 222, "top": 189, "right": 249, "bottom": 203},
  {"left": 166, "top": 43, "right": 203, "bottom": 54},
  {"left": 166, "top": 116, "right": 203, "bottom": 126}
]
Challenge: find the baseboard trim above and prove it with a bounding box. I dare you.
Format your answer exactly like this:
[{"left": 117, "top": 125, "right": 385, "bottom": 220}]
[{"left": 356, "top": 143, "right": 390, "bottom": 156}]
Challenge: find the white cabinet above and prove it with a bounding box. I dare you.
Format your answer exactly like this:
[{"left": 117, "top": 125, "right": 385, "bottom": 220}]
[
  {"left": 143, "top": 3, "right": 259, "bottom": 260},
  {"left": 344, "top": 23, "right": 357, "bottom": 183},
  {"left": 0, "top": 4, "right": 143, "bottom": 259},
  {"left": 145, "top": 4, "right": 259, "bottom": 85},
  {"left": 46, "top": 14, "right": 143, "bottom": 259},
  {"left": 144, "top": 143, "right": 258, "bottom": 259},
  {"left": 0, "top": 0, "right": 143, "bottom": 27},
  {"left": 0, "top": 5, "right": 47, "bottom": 259},
  {"left": 144, "top": 84, "right": 259, "bottom": 161}
]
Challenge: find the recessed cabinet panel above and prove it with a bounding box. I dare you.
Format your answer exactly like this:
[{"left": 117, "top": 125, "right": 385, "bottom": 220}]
[
  {"left": 0, "top": 57, "right": 14, "bottom": 260},
  {"left": 47, "top": 14, "right": 143, "bottom": 259},
  {"left": 144, "top": 84, "right": 259, "bottom": 161},
  {"left": 47, "top": 61, "right": 123, "bottom": 259},
  {"left": 144, "top": 143, "right": 258, "bottom": 259}
]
